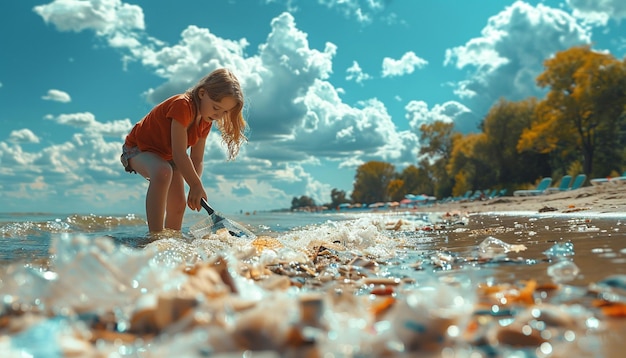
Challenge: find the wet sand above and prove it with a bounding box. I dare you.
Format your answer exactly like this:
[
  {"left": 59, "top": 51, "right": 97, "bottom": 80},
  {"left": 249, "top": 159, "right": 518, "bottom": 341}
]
[{"left": 404, "top": 182, "right": 626, "bottom": 357}]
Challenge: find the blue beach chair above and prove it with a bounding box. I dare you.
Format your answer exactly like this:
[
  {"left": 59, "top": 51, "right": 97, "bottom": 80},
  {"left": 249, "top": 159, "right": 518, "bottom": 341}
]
[
  {"left": 513, "top": 177, "right": 553, "bottom": 197},
  {"left": 569, "top": 174, "right": 587, "bottom": 190},
  {"left": 546, "top": 175, "right": 572, "bottom": 193}
]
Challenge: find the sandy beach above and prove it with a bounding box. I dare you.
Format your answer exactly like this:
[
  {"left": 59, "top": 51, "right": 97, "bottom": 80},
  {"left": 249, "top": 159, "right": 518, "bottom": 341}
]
[{"left": 415, "top": 182, "right": 626, "bottom": 216}]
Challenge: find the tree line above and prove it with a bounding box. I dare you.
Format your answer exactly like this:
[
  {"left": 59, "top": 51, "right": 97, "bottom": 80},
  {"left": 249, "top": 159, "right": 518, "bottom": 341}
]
[{"left": 291, "top": 46, "right": 626, "bottom": 211}]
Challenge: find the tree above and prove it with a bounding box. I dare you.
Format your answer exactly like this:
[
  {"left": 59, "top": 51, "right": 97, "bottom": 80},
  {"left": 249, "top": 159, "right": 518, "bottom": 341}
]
[
  {"left": 419, "top": 121, "right": 456, "bottom": 198},
  {"left": 351, "top": 161, "right": 396, "bottom": 204},
  {"left": 482, "top": 97, "right": 551, "bottom": 186},
  {"left": 329, "top": 188, "right": 349, "bottom": 208},
  {"left": 447, "top": 133, "right": 488, "bottom": 196},
  {"left": 387, "top": 179, "right": 405, "bottom": 202},
  {"left": 291, "top": 196, "right": 316, "bottom": 210},
  {"left": 399, "top": 164, "right": 434, "bottom": 196},
  {"left": 519, "top": 46, "right": 626, "bottom": 176}
]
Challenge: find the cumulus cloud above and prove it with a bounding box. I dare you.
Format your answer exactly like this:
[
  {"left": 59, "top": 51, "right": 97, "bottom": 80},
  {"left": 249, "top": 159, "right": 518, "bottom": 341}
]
[
  {"left": 0, "top": 110, "right": 134, "bottom": 212},
  {"left": 311, "top": 0, "right": 387, "bottom": 24},
  {"left": 42, "top": 89, "right": 71, "bottom": 103},
  {"left": 346, "top": 61, "right": 372, "bottom": 84},
  {"left": 405, "top": 100, "right": 477, "bottom": 134},
  {"left": 567, "top": 0, "right": 626, "bottom": 25},
  {"left": 9, "top": 129, "right": 40, "bottom": 144},
  {"left": 33, "top": 0, "right": 144, "bottom": 35},
  {"left": 444, "top": 1, "right": 591, "bottom": 117},
  {"left": 381, "top": 51, "right": 428, "bottom": 77},
  {"left": 33, "top": 0, "right": 147, "bottom": 52},
  {"left": 46, "top": 112, "right": 132, "bottom": 138}
]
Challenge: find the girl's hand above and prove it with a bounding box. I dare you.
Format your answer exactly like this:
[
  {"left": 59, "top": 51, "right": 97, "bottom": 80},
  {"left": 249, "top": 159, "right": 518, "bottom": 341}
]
[{"left": 187, "top": 185, "right": 207, "bottom": 211}]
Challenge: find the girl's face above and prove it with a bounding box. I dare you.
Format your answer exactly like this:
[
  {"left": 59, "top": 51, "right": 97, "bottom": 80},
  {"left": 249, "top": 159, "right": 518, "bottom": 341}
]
[{"left": 198, "top": 88, "right": 238, "bottom": 123}]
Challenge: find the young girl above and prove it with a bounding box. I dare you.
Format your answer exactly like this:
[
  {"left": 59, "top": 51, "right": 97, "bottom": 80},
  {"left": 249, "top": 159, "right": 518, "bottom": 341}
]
[{"left": 121, "top": 68, "right": 247, "bottom": 233}]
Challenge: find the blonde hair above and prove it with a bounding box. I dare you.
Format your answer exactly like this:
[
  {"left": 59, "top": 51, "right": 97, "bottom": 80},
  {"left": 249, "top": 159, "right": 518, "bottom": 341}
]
[{"left": 187, "top": 68, "right": 247, "bottom": 160}]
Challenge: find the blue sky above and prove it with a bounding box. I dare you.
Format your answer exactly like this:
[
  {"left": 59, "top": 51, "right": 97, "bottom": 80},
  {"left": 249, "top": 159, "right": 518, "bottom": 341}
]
[{"left": 1, "top": 0, "right": 625, "bottom": 215}]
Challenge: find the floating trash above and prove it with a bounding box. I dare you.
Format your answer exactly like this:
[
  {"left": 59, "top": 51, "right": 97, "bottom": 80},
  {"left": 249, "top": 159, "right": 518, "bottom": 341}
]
[
  {"left": 543, "top": 241, "right": 575, "bottom": 259},
  {"left": 547, "top": 260, "right": 580, "bottom": 283},
  {"left": 477, "top": 236, "right": 527, "bottom": 260}
]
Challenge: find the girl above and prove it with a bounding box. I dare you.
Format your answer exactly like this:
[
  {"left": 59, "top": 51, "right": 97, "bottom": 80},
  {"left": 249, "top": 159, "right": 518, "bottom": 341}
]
[{"left": 121, "top": 68, "right": 247, "bottom": 233}]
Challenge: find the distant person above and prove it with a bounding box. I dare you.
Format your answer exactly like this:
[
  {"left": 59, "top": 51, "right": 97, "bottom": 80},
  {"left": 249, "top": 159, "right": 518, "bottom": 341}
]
[{"left": 121, "top": 68, "right": 247, "bottom": 233}]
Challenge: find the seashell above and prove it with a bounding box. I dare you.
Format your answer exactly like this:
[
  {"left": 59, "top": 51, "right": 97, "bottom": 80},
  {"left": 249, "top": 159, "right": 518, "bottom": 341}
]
[{"left": 250, "top": 236, "right": 283, "bottom": 253}]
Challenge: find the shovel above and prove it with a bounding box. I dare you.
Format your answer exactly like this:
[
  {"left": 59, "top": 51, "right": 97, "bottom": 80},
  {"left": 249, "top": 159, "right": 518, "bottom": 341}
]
[{"left": 189, "top": 198, "right": 256, "bottom": 239}]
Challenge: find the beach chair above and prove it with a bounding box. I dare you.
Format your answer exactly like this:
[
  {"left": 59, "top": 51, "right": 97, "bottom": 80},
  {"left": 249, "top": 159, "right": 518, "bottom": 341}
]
[
  {"left": 569, "top": 174, "right": 586, "bottom": 190},
  {"left": 453, "top": 190, "right": 473, "bottom": 201},
  {"left": 590, "top": 171, "right": 626, "bottom": 186},
  {"left": 546, "top": 175, "right": 572, "bottom": 193},
  {"left": 513, "top": 177, "right": 553, "bottom": 197},
  {"left": 470, "top": 189, "right": 489, "bottom": 201}
]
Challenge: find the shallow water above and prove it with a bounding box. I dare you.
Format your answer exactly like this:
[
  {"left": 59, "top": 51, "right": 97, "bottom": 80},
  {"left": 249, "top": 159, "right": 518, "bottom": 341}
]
[
  {"left": 1, "top": 209, "right": 625, "bottom": 357},
  {"left": 0, "top": 211, "right": 355, "bottom": 265}
]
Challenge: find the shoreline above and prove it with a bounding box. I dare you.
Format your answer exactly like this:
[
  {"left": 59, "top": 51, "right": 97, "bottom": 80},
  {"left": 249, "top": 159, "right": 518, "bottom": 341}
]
[{"left": 400, "top": 183, "right": 626, "bottom": 217}]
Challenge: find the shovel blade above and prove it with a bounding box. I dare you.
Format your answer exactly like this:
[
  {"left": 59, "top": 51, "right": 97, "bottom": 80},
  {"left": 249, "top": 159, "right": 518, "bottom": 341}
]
[{"left": 190, "top": 200, "right": 256, "bottom": 239}]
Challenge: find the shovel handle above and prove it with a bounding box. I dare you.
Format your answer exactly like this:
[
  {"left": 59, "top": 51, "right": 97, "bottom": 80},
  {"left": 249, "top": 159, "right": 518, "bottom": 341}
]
[{"left": 200, "top": 198, "right": 214, "bottom": 215}]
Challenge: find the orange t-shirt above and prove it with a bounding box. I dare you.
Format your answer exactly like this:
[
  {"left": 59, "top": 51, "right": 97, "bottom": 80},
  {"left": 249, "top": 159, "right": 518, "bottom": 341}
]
[{"left": 124, "top": 94, "right": 212, "bottom": 161}]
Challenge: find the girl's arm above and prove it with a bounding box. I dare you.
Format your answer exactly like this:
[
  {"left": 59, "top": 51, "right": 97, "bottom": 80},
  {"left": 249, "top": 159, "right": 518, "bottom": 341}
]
[
  {"left": 189, "top": 135, "right": 206, "bottom": 178},
  {"left": 171, "top": 119, "right": 206, "bottom": 211}
]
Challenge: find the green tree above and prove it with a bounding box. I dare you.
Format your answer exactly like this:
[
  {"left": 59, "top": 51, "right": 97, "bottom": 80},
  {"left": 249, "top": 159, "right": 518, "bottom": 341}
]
[
  {"left": 290, "top": 196, "right": 316, "bottom": 210},
  {"left": 351, "top": 161, "right": 396, "bottom": 204},
  {"left": 329, "top": 188, "right": 349, "bottom": 208}
]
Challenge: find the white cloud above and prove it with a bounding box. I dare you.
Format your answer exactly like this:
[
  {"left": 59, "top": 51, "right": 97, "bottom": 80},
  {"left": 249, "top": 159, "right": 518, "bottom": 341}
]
[
  {"left": 381, "top": 51, "right": 428, "bottom": 78},
  {"left": 405, "top": 100, "right": 477, "bottom": 133},
  {"left": 444, "top": 1, "right": 591, "bottom": 115},
  {"left": 0, "top": 109, "right": 137, "bottom": 212},
  {"left": 46, "top": 112, "right": 132, "bottom": 138},
  {"left": 42, "top": 89, "right": 71, "bottom": 103},
  {"left": 0, "top": 141, "right": 42, "bottom": 167},
  {"left": 33, "top": 0, "right": 147, "bottom": 52},
  {"left": 346, "top": 61, "right": 372, "bottom": 84},
  {"left": 139, "top": 25, "right": 253, "bottom": 99},
  {"left": 33, "top": 0, "right": 144, "bottom": 35},
  {"left": 9, "top": 129, "right": 40, "bottom": 144},
  {"left": 567, "top": 0, "right": 626, "bottom": 26},
  {"left": 315, "top": 0, "right": 386, "bottom": 24},
  {"left": 47, "top": 112, "right": 97, "bottom": 127}
]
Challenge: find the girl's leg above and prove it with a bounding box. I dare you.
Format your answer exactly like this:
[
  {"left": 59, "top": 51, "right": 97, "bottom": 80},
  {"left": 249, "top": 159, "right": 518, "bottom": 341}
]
[
  {"left": 165, "top": 168, "right": 186, "bottom": 230},
  {"left": 129, "top": 152, "right": 173, "bottom": 232}
]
